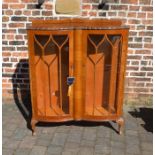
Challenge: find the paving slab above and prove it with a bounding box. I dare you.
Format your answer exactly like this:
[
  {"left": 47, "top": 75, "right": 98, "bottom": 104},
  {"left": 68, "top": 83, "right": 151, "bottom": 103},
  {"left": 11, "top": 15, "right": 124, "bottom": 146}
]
[{"left": 2, "top": 104, "right": 153, "bottom": 155}]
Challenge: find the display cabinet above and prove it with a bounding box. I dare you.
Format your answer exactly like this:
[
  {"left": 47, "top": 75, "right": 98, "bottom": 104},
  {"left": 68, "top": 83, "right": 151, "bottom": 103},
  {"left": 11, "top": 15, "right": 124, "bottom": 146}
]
[{"left": 27, "top": 19, "right": 129, "bottom": 135}]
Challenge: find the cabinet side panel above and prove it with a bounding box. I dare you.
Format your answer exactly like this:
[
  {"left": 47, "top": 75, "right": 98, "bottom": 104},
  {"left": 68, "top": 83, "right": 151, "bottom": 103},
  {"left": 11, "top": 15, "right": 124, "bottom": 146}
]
[
  {"left": 116, "top": 30, "right": 129, "bottom": 116},
  {"left": 27, "top": 30, "right": 38, "bottom": 119}
]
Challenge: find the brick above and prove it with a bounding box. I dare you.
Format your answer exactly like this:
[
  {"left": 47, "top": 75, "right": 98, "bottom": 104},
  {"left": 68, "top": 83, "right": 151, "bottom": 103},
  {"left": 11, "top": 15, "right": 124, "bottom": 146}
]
[
  {"left": 2, "top": 63, "right": 13, "bottom": 67},
  {"left": 146, "top": 26, "right": 153, "bottom": 30},
  {"left": 128, "top": 19, "right": 140, "bottom": 24},
  {"left": 133, "top": 88, "right": 150, "bottom": 93},
  {"left": 2, "top": 84, "right": 12, "bottom": 88},
  {"left": 11, "top": 58, "right": 18, "bottom": 62},
  {"left": 135, "top": 50, "right": 151, "bottom": 55},
  {"left": 129, "top": 6, "right": 140, "bottom": 11},
  {"left": 3, "top": 58, "right": 9, "bottom": 62},
  {"left": 11, "top": 16, "right": 27, "bottom": 21},
  {"left": 15, "top": 35, "right": 23, "bottom": 40},
  {"left": 5, "top": 10, "right": 13, "bottom": 15},
  {"left": 139, "top": 31, "right": 153, "bottom": 37},
  {"left": 137, "top": 13, "right": 146, "bottom": 18},
  {"left": 146, "top": 83, "right": 153, "bottom": 87},
  {"left": 21, "top": 0, "right": 37, "bottom": 2},
  {"left": 141, "top": 67, "right": 153, "bottom": 71},
  {"left": 121, "top": 0, "right": 138, "bottom": 3},
  {"left": 135, "top": 77, "right": 151, "bottom": 82},
  {"left": 2, "top": 52, "right": 11, "bottom": 57},
  {"left": 98, "top": 12, "right": 106, "bottom": 17},
  {"left": 2, "top": 29, "right": 16, "bottom": 33},
  {"left": 83, "top": 0, "right": 97, "bottom": 2},
  {"left": 147, "top": 72, "right": 153, "bottom": 77},
  {"left": 2, "top": 4, "right": 8, "bottom": 9},
  {"left": 131, "top": 61, "right": 139, "bottom": 65},
  {"left": 142, "top": 20, "right": 153, "bottom": 25},
  {"left": 2, "top": 16, "right": 9, "bottom": 22},
  {"left": 42, "top": 11, "right": 53, "bottom": 16},
  {"left": 44, "top": 3, "right": 53, "bottom": 10},
  {"left": 137, "top": 25, "right": 145, "bottom": 30},
  {"left": 127, "top": 12, "right": 136, "bottom": 18},
  {"left": 2, "top": 47, "right": 16, "bottom": 51},
  {"left": 139, "top": 0, "right": 151, "bottom": 4},
  {"left": 3, "top": 0, "right": 19, "bottom": 2},
  {"left": 6, "top": 35, "right": 14, "bottom": 40},
  {"left": 92, "top": 4, "right": 98, "bottom": 10},
  {"left": 18, "top": 29, "right": 27, "bottom": 34},
  {"left": 134, "top": 37, "right": 142, "bottom": 42},
  {"left": 32, "top": 11, "right": 40, "bottom": 16},
  {"left": 9, "top": 23, "right": 25, "bottom": 28},
  {"left": 108, "top": 12, "right": 116, "bottom": 16},
  {"left": 9, "top": 41, "right": 25, "bottom": 45},
  {"left": 82, "top": 4, "right": 91, "bottom": 10},
  {"left": 3, "top": 41, "right": 8, "bottom": 45},
  {"left": 14, "top": 10, "right": 22, "bottom": 15},
  {"left": 130, "top": 72, "right": 146, "bottom": 77},
  {"left": 141, "top": 61, "right": 148, "bottom": 66},
  {"left": 141, "top": 6, "right": 153, "bottom": 11},
  {"left": 17, "top": 47, "right": 28, "bottom": 51},
  {"left": 27, "top": 4, "right": 37, "bottom": 9},
  {"left": 82, "top": 11, "right": 88, "bottom": 16},
  {"left": 23, "top": 10, "right": 32, "bottom": 16},
  {"left": 147, "top": 13, "right": 153, "bottom": 18},
  {"left": 126, "top": 66, "right": 139, "bottom": 71},
  {"left": 144, "top": 44, "right": 153, "bottom": 49},
  {"left": 143, "top": 56, "right": 153, "bottom": 60},
  {"left": 111, "top": 5, "right": 128, "bottom": 10},
  {"left": 9, "top": 4, "right": 25, "bottom": 9},
  {"left": 129, "top": 31, "right": 137, "bottom": 36},
  {"left": 128, "top": 55, "right": 142, "bottom": 59},
  {"left": 2, "top": 35, "right": 5, "bottom": 39},
  {"left": 89, "top": 11, "right": 97, "bottom": 16},
  {"left": 118, "top": 12, "right": 127, "bottom": 17},
  {"left": 129, "top": 43, "right": 142, "bottom": 48}
]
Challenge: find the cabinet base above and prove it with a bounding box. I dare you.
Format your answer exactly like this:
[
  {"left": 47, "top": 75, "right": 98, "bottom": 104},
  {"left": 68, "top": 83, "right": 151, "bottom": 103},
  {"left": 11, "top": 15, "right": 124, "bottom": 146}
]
[{"left": 31, "top": 117, "right": 124, "bottom": 135}]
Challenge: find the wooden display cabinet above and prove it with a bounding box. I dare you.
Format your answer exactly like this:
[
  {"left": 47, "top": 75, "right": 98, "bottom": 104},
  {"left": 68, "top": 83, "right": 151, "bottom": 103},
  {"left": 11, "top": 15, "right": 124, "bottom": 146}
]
[{"left": 27, "top": 19, "right": 129, "bottom": 135}]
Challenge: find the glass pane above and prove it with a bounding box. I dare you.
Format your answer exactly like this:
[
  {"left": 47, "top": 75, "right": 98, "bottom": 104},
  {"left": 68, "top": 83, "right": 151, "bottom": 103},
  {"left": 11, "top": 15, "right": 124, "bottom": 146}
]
[
  {"left": 35, "top": 35, "right": 50, "bottom": 47},
  {"left": 34, "top": 34, "right": 70, "bottom": 116},
  {"left": 85, "top": 34, "right": 121, "bottom": 116},
  {"left": 61, "top": 42, "right": 69, "bottom": 114},
  {"left": 53, "top": 35, "right": 68, "bottom": 46}
]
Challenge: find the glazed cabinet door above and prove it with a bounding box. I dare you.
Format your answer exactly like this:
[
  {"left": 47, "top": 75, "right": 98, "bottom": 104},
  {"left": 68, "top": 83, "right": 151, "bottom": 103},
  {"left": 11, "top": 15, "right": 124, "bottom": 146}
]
[
  {"left": 83, "top": 30, "right": 127, "bottom": 120},
  {"left": 28, "top": 30, "right": 74, "bottom": 120}
]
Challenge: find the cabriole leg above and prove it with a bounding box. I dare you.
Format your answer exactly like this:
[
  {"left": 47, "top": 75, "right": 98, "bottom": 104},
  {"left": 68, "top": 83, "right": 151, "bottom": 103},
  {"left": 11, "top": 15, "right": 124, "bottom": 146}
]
[
  {"left": 31, "top": 119, "right": 37, "bottom": 136},
  {"left": 116, "top": 117, "right": 124, "bottom": 135}
]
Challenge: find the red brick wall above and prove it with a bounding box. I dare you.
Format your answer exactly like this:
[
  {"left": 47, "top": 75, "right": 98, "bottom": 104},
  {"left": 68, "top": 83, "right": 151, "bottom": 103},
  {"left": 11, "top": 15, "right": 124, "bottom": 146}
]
[{"left": 2, "top": 0, "right": 153, "bottom": 104}]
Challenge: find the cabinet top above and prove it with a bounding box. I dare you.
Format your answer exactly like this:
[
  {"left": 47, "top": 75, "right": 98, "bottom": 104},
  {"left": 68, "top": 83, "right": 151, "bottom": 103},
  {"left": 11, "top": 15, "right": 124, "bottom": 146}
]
[{"left": 27, "top": 19, "right": 129, "bottom": 30}]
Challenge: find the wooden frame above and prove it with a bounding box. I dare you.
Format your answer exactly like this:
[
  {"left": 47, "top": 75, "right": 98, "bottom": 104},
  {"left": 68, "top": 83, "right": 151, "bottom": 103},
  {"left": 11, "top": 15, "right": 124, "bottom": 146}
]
[{"left": 27, "top": 19, "right": 129, "bottom": 135}]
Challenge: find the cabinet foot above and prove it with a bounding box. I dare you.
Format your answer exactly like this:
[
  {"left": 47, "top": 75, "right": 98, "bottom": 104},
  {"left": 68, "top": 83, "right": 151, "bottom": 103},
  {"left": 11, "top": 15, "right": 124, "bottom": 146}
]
[
  {"left": 31, "top": 119, "right": 37, "bottom": 136},
  {"left": 116, "top": 117, "right": 124, "bottom": 135}
]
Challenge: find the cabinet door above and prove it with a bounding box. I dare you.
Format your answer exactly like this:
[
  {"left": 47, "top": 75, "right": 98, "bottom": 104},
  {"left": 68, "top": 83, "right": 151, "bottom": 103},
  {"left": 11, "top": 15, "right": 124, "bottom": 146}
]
[
  {"left": 30, "top": 31, "right": 73, "bottom": 119},
  {"left": 83, "top": 30, "right": 123, "bottom": 118}
]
